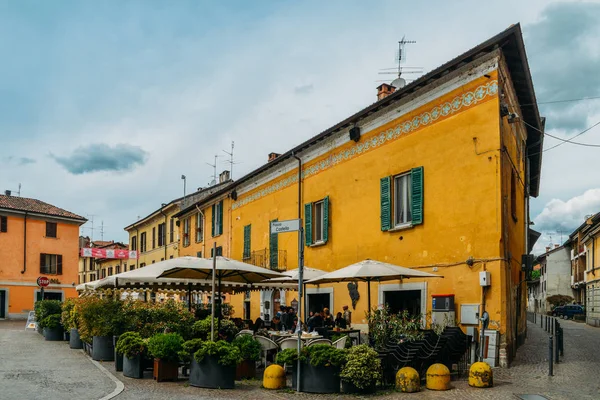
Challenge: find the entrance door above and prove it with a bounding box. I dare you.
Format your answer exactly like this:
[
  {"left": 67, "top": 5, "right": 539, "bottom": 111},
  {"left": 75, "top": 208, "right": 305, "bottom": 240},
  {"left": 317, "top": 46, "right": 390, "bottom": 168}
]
[
  {"left": 384, "top": 290, "right": 421, "bottom": 316},
  {"left": 36, "top": 291, "right": 63, "bottom": 302},
  {"left": 0, "top": 290, "right": 6, "bottom": 318},
  {"left": 307, "top": 293, "right": 330, "bottom": 315}
]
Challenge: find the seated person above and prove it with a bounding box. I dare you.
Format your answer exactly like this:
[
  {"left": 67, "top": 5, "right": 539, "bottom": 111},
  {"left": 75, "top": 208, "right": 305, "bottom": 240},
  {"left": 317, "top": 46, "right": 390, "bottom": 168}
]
[
  {"left": 335, "top": 312, "right": 347, "bottom": 329},
  {"left": 271, "top": 316, "right": 283, "bottom": 331}
]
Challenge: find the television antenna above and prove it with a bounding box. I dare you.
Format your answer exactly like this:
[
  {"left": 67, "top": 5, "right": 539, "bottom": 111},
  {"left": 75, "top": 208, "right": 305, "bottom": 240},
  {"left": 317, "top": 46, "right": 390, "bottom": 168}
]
[
  {"left": 378, "top": 36, "right": 422, "bottom": 88},
  {"left": 222, "top": 141, "right": 241, "bottom": 180},
  {"left": 206, "top": 154, "right": 222, "bottom": 185}
]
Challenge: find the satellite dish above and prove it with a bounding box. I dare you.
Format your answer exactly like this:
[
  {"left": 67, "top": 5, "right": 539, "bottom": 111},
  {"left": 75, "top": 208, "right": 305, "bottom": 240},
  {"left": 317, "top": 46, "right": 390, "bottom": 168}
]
[
  {"left": 210, "top": 179, "right": 216, "bottom": 186},
  {"left": 391, "top": 77, "right": 406, "bottom": 89}
]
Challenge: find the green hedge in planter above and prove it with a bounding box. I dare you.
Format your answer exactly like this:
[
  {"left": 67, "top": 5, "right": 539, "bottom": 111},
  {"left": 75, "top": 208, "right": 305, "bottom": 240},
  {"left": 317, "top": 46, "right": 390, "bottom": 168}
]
[
  {"left": 276, "top": 348, "right": 299, "bottom": 366},
  {"left": 35, "top": 300, "right": 62, "bottom": 326},
  {"left": 179, "top": 338, "right": 204, "bottom": 363},
  {"left": 192, "top": 316, "right": 239, "bottom": 342},
  {"left": 339, "top": 344, "right": 381, "bottom": 390},
  {"left": 300, "top": 344, "right": 347, "bottom": 367},
  {"left": 194, "top": 340, "right": 242, "bottom": 367},
  {"left": 147, "top": 333, "right": 184, "bottom": 362},
  {"left": 122, "top": 299, "right": 195, "bottom": 339},
  {"left": 61, "top": 298, "right": 78, "bottom": 330},
  {"left": 232, "top": 335, "right": 261, "bottom": 362},
  {"left": 77, "top": 297, "right": 123, "bottom": 342},
  {"left": 116, "top": 332, "right": 146, "bottom": 359},
  {"left": 40, "top": 314, "right": 62, "bottom": 330}
]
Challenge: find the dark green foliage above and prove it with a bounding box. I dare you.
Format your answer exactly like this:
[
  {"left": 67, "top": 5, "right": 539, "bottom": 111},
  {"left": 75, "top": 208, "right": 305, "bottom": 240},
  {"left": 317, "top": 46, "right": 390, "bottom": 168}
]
[
  {"left": 147, "top": 333, "right": 184, "bottom": 362},
  {"left": 35, "top": 300, "right": 62, "bottom": 325},
  {"left": 300, "top": 344, "right": 347, "bottom": 368},
  {"left": 275, "top": 348, "right": 298, "bottom": 366},
  {"left": 179, "top": 338, "right": 204, "bottom": 363},
  {"left": 194, "top": 340, "right": 242, "bottom": 367},
  {"left": 192, "top": 316, "right": 239, "bottom": 342},
  {"left": 40, "top": 314, "right": 62, "bottom": 329},
  {"left": 340, "top": 344, "right": 382, "bottom": 389},
  {"left": 232, "top": 335, "right": 261, "bottom": 361},
  {"left": 116, "top": 332, "right": 146, "bottom": 358}
]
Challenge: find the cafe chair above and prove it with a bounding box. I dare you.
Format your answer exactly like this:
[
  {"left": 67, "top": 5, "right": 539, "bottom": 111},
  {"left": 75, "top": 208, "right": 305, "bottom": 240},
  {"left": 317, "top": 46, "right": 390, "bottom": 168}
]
[
  {"left": 255, "top": 336, "right": 279, "bottom": 367},
  {"left": 332, "top": 336, "right": 348, "bottom": 349},
  {"left": 279, "top": 337, "right": 303, "bottom": 351},
  {"left": 307, "top": 338, "right": 332, "bottom": 347},
  {"left": 235, "top": 330, "right": 253, "bottom": 338}
]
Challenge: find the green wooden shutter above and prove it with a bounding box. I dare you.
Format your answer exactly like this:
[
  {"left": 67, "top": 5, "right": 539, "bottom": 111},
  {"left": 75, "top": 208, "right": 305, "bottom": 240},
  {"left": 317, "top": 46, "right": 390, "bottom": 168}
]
[
  {"left": 323, "top": 196, "right": 329, "bottom": 243},
  {"left": 243, "top": 224, "right": 251, "bottom": 259},
  {"left": 57, "top": 255, "right": 63, "bottom": 275},
  {"left": 218, "top": 200, "right": 224, "bottom": 235},
  {"left": 380, "top": 177, "right": 391, "bottom": 231},
  {"left": 304, "top": 203, "right": 312, "bottom": 245},
  {"left": 211, "top": 204, "right": 216, "bottom": 237},
  {"left": 270, "top": 219, "right": 278, "bottom": 269},
  {"left": 40, "top": 254, "right": 45, "bottom": 274},
  {"left": 411, "top": 166, "right": 424, "bottom": 225}
]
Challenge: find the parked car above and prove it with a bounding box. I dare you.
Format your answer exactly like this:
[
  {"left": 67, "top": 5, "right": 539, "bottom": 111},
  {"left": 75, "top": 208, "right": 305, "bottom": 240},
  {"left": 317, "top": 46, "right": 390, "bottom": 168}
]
[{"left": 553, "top": 305, "right": 584, "bottom": 319}]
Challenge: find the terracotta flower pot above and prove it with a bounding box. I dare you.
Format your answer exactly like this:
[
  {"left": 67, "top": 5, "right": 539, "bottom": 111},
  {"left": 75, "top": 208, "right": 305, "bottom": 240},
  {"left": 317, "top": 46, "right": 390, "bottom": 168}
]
[
  {"left": 153, "top": 358, "right": 179, "bottom": 382},
  {"left": 236, "top": 359, "right": 256, "bottom": 380}
]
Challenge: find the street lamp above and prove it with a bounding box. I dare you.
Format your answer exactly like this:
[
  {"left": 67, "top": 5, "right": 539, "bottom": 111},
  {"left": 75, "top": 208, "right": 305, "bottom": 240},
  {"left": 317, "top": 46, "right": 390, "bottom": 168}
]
[{"left": 181, "top": 175, "right": 187, "bottom": 207}]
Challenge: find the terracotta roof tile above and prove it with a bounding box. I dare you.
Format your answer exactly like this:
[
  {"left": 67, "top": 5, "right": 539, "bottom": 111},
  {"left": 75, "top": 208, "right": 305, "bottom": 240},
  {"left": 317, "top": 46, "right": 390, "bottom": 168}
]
[{"left": 0, "top": 194, "right": 86, "bottom": 222}]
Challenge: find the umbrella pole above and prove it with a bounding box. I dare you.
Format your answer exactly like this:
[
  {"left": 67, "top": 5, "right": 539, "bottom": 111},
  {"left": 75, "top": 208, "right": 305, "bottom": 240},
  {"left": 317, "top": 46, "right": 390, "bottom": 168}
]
[
  {"left": 210, "top": 243, "right": 216, "bottom": 342},
  {"left": 217, "top": 276, "right": 222, "bottom": 333},
  {"left": 367, "top": 279, "right": 371, "bottom": 316}
]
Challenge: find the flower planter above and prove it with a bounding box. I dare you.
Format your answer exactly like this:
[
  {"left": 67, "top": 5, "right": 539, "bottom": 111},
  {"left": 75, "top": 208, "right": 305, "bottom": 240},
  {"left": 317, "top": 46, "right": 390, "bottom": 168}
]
[
  {"left": 92, "top": 336, "right": 115, "bottom": 361},
  {"left": 113, "top": 336, "right": 123, "bottom": 372},
  {"left": 189, "top": 356, "right": 235, "bottom": 389},
  {"left": 44, "top": 327, "right": 64, "bottom": 342},
  {"left": 236, "top": 359, "right": 256, "bottom": 380},
  {"left": 123, "top": 354, "right": 145, "bottom": 379},
  {"left": 153, "top": 358, "right": 179, "bottom": 382},
  {"left": 341, "top": 380, "right": 376, "bottom": 394},
  {"left": 69, "top": 329, "right": 83, "bottom": 349},
  {"left": 292, "top": 362, "right": 340, "bottom": 394}
]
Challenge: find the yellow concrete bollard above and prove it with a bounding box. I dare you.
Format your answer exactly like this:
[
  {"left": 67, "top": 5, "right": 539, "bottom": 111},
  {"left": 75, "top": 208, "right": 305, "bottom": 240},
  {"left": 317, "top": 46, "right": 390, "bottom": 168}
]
[
  {"left": 263, "top": 364, "right": 286, "bottom": 390},
  {"left": 396, "top": 366, "right": 420, "bottom": 393},
  {"left": 468, "top": 362, "right": 493, "bottom": 388},
  {"left": 426, "top": 363, "right": 451, "bottom": 391}
]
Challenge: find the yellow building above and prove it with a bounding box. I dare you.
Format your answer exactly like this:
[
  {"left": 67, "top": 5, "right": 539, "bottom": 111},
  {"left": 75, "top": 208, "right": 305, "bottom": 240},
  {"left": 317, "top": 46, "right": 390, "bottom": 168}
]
[
  {"left": 179, "top": 25, "right": 543, "bottom": 366},
  {"left": 78, "top": 238, "right": 129, "bottom": 284}
]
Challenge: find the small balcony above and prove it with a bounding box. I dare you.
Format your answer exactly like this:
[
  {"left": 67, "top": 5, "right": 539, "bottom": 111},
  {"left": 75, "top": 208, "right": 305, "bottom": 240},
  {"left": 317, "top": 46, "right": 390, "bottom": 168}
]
[{"left": 243, "top": 249, "right": 287, "bottom": 272}]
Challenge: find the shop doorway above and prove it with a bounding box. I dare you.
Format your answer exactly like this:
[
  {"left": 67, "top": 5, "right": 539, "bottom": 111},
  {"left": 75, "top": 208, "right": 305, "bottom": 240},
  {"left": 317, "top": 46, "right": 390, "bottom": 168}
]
[
  {"left": 384, "top": 289, "right": 421, "bottom": 316},
  {"left": 307, "top": 293, "right": 331, "bottom": 315},
  {"left": 0, "top": 290, "right": 6, "bottom": 318},
  {"left": 35, "top": 291, "right": 63, "bottom": 302}
]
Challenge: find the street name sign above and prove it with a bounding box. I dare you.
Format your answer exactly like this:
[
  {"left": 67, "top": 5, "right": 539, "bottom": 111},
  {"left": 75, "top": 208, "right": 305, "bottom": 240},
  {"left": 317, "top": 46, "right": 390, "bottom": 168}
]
[{"left": 270, "top": 219, "right": 300, "bottom": 234}]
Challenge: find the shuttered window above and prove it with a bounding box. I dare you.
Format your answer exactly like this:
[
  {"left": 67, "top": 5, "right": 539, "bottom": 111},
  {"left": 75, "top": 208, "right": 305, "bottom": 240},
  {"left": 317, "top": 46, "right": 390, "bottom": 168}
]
[
  {"left": 380, "top": 166, "right": 423, "bottom": 231},
  {"left": 195, "top": 212, "right": 204, "bottom": 242},
  {"left": 212, "top": 200, "right": 223, "bottom": 237},
  {"left": 46, "top": 222, "right": 57, "bottom": 238},
  {"left": 169, "top": 218, "right": 174, "bottom": 243},
  {"left": 304, "top": 196, "right": 329, "bottom": 246},
  {"left": 243, "top": 224, "right": 251, "bottom": 259},
  {"left": 140, "top": 232, "right": 147, "bottom": 252},
  {"left": 0, "top": 216, "right": 7, "bottom": 233},
  {"left": 270, "top": 219, "right": 278, "bottom": 269},
  {"left": 152, "top": 227, "right": 156, "bottom": 249},
  {"left": 183, "top": 218, "right": 190, "bottom": 247},
  {"left": 211, "top": 246, "right": 223, "bottom": 257},
  {"left": 40, "top": 254, "right": 62, "bottom": 275}
]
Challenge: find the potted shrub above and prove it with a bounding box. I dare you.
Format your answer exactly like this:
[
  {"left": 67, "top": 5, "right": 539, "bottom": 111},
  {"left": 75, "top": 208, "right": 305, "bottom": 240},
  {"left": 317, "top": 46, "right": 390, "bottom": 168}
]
[
  {"left": 35, "top": 300, "right": 62, "bottom": 336},
  {"left": 147, "top": 333, "right": 183, "bottom": 382},
  {"left": 192, "top": 316, "right": 239, "bottom": 342},
  {"left": 77, "top": 297, "right": 122, "bottom": 361},
  {"left": 340, "top": 344, "right": 382, "bottom": 393},
  {"left": 116, "top": 332, "right": 147, "bottom": 379},
  {"left": 276, "top": 348, "right": 299, "bottom": 370},
  {"left": 62, "top": 298, "right": 83, "bottom": 349},
  {"left": 232, "top": 335, "right": 261, "bottom": 379},
  {"left": 41, "top": 314, "right": 64, "bottom": 341},
  {"left": 190, "top": 340, "right": 241, "bottom": 389},
  {"left": 295, "top": 344, "right": 347, "bottom": 393}
]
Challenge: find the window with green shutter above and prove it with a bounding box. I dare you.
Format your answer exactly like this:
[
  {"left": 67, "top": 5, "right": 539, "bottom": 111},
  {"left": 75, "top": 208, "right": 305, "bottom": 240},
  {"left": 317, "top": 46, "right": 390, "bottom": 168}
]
[
  {"left": 381, "top": 167, "right": 424, "bottom": 230},
  {"left": 212, "top": 200, "right": 224, "bottom": 237},
  {"left": 304, "top": 203, "right": 312, "bottom": 245},
  {"left": 243, "top": 224, "right": 251, "bottom": 259},
  {"left": 305, "top": 197, "right": 330, "bottom": 245},
  {"left": 269, "top": 219, "right": 278, "bottom": 269}
]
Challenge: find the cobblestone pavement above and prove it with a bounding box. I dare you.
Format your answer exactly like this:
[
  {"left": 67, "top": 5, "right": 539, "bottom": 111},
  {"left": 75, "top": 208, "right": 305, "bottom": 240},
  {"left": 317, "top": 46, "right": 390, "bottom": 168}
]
[
  {"left": 3, "top": 318, "right": 600, "bottom": 400},
  {"left": 0, "top": 320, "right": 115, "bottom": 400}
]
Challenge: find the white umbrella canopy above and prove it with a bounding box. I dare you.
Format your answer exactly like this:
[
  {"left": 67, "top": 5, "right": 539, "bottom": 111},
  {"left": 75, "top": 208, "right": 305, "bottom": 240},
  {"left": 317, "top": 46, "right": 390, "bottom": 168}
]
[
  {"left": 306, "top": 259, "right": 442, "bottom": 313},
  {"left": 266, "top": 266, "right": 327, "bottom": 283},
  {"left": 157, "top": 256, "right": 286, "bottom": 284}
]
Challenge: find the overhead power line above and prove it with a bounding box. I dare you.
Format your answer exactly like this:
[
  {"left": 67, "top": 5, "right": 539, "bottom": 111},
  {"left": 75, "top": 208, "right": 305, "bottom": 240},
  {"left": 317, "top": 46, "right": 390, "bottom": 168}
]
[{"left": 521, "top": 95, "right": 600, "bottom": 107}]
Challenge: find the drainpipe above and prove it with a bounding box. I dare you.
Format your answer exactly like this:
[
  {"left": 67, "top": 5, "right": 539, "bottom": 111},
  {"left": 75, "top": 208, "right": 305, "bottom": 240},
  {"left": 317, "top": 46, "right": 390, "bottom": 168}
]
[
  {"left": 195, "top": 205, "right": 206, "bottom": 258},
  {"left": 135, "top": 227, "right": 139, "bottom": 269},
  {"left": 21, "top": 212, "right": 28, "bottom": 274},
  {"left": 159, "top": 204, "right": 167, "bottom": 260},
  {"left": 292, "top": 151, "right": 305, "bottom": 393}
]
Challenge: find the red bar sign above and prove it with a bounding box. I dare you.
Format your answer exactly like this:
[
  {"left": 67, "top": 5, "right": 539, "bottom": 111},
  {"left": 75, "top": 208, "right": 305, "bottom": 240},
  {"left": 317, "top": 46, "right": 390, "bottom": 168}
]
[{"left": 80, "top": 248, "right": 138, "bottom": 259}]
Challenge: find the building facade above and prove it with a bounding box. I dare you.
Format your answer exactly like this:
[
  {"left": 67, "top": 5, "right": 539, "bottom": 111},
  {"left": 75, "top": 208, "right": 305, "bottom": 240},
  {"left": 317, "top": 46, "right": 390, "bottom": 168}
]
[
  {"left": 179, "top": 25, "right": 543, "bottom": 366},
  {"left": 0, "top": 193, "right": 86, "bottom": 318},
  {"left": 78, "top": 238, "right": 129, "bottom": 284},
  {"left": 532, "top": 245, "right": 573, "bottom": 312}
]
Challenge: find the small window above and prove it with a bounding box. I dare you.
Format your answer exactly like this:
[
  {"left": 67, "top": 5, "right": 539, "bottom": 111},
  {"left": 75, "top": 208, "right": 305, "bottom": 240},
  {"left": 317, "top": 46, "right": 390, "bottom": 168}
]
[
  {"left": 140, "top": 263, "right": 146, "bottom": 268},
  {"left": 0, "top": 216, "right": 7, "bottom": 232},
  {"left": 40, "top": 253, "right": 62, "bottom": 275},
  {"left": 211, "top": 246, "right": 223, "bottom": 257},
  {"left": 169, "top": 255, "right": 173, "bottom": 259},
  {"left": 46, "top": 222, "right": 57, "bottom": 238},
  {"left": 196, "top": 212, "right": 204, "bottom": 242},
  {"left": 158, "top": 223, "right": 165, "bottom": 247},
  {"left": 212, "top": 201, "right": 223, "bottom": 236},
  {"left": 108, "top": 267, "right": 113, "bottom": 276},
  {"left": 314, "top": 200, "right": 324, "bottom": 243},
  {"left": 169, "top": 218, "right": 174, "bottom": 243},
  {"left": 140, "top": 232, "right": 147, "bottom": 252},
  {"left": 131, "top": 236, "right": 137, "bottom": 251},
  {"left": 393, "top": 173, "right": 412, "bottom": 227},
  {"left": 152, "top": 227, "right": 156, "bottom": 249},
  {"left": 183, "top": 217, "right": 191, "bottom": 247}
]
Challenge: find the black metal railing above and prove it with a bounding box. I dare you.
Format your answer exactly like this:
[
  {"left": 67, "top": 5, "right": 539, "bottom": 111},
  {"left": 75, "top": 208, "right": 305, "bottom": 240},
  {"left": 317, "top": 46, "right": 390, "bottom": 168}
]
[{"left": 243, "top": 249, "right": 287, "bottom": 272}]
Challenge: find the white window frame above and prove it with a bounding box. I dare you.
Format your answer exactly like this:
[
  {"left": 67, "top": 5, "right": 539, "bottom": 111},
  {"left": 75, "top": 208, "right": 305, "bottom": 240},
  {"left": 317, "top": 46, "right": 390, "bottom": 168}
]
[
  {"left": 183, "top": 218, "right": 190, "bottom": 247},
  {"left": 313, "top": 200, "right": 324, "bottom": 244},
  {"left": 393, "top": 172, "right": 412, "bottom": 228},
  {"left": 196, "top": 212, "right": 204, "bottom": 243},
  {"left": 213, "top": 202, "right": 222, "bottom": 236}
]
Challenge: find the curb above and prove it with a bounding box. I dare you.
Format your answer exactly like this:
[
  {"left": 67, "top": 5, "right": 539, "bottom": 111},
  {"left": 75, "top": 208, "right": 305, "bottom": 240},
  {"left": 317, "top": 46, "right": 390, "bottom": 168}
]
[{"left": 81, "top": 350, "right": 125, "bottom": 400}]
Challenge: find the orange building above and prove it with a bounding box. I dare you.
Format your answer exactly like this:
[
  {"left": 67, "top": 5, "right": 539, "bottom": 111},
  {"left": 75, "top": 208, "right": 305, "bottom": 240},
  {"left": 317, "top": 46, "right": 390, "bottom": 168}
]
[{"left": 0, "top": 192, "right": 86, "bottom": 319}]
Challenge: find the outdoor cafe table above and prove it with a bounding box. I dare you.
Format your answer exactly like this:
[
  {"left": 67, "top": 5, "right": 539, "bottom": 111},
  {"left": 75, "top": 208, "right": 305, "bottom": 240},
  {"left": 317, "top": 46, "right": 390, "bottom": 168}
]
[
  {"left": 326, "top": 328, "right": 362, "bottom": 345},
  {"left": 269, "top": 332, "right": 323, "bottom": 342}
]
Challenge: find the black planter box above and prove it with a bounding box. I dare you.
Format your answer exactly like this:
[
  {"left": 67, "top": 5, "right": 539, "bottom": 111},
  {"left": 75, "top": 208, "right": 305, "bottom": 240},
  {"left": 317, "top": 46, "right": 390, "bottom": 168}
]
[
  {"left": 45, "top": 327, "right": 64, "bottom": 341},
  {"left": 69, "top": 329, "right": 83, "bottom": 349},
  {"left": 292, "top": 362, "right": 340, "bottom": 394},
  {"left": 189, "top": 357, "right": 235, "bottom": 389},
  {"left": 92, "top": 336, "right": 114, "bottom": 361},
  {"left": 123, "top": 355, "right": 144, "bottom": 379}
]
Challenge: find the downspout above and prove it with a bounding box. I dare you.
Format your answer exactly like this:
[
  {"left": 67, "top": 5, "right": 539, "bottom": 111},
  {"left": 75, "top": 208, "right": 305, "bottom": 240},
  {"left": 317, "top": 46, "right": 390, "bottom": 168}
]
[
  {"left": 21, "top": 212, "right": 28, "bottom": 274},
  {"left": 195, "top": 205, "right": 206, "bottom": 258},
  {"left": 159, "top": 205, "right": 167, "bottom": 261},
  {"left": 136, "top": 227, "right": 139, "bottom": 269}
]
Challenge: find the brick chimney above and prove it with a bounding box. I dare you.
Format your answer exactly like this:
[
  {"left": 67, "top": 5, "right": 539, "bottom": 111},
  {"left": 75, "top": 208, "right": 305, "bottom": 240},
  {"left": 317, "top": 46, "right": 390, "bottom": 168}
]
[
  {"left": 376, "top": 83, "right": 396, "bottom": 101},
  {"left": 219, "top": 170, "right": 230, "bottom": 183},
  {"left": 554, "top": 244, "right": 560, "bottom": 249},
  {"left": 268, "top": 153, "right": 281, "bottom": 162},
  {"left": 545, "top": 246, "right": 551, "bottom": 253}
]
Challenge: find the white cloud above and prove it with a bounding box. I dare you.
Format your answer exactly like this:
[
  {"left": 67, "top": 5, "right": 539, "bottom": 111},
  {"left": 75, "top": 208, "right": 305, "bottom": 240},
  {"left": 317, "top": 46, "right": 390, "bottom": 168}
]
[{"left": 533, "top": 187, "right": 600, "bottom": 233}]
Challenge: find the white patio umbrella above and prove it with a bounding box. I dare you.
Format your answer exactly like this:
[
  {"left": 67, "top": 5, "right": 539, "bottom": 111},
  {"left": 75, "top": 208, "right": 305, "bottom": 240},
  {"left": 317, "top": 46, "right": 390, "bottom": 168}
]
[
  {"left": 266, "top": 267, "right": 327, "bottom": 283},
  {"left": 306, "top": 259, "right": 443, "bottom": 314}
]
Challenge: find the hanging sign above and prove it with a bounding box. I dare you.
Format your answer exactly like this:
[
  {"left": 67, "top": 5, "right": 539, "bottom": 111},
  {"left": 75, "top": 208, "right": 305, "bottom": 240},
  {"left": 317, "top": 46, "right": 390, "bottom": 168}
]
[{"left": 80, "top": 248, "right": 138, "bottom": 259}]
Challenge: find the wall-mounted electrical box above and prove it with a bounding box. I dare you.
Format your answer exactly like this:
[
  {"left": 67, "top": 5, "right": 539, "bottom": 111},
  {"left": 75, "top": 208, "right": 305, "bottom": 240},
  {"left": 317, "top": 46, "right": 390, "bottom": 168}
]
[
  {"left": 460, "top": 304, "right": 480, "bottom": 325},
  {"left": 479, "top": 271, "right": 491, "bottom": 286}
]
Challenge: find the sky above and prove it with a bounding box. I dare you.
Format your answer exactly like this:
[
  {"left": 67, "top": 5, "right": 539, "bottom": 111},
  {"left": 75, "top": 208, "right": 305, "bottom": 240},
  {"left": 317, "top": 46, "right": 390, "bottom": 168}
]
[{"left": 1, "top": 0, "right": 600, "bottom": 254}]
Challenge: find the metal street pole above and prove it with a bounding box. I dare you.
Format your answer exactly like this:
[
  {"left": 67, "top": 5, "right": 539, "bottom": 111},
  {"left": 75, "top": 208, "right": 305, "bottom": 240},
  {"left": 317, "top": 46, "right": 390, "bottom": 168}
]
[
  {"left": 210, "top": 242, "right": 216, "bottom": 341},
  {"left": 297, "top": 224, "right": 304, "bottom": 393}
]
